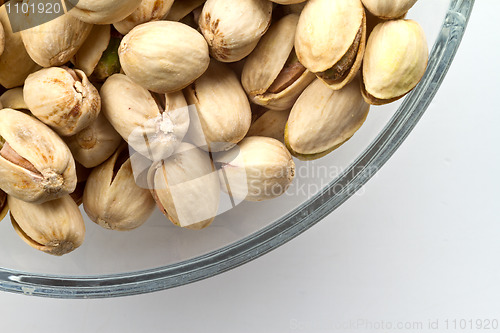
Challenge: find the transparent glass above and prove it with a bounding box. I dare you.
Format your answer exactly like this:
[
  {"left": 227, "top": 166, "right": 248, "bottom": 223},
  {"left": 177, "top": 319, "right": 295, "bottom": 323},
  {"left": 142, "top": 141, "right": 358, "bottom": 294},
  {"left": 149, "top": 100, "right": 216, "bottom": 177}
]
[{"left": 0, "top": 0, "right": 474, "bottom": 298}]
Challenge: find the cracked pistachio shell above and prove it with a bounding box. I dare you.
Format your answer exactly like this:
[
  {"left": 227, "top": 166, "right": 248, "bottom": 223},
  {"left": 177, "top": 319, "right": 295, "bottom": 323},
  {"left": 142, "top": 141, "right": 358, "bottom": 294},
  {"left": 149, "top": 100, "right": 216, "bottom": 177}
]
[
  {"left": 119, "top": 21, "right": 209, "bottom": 93},
  {"left": 24, "top": 67, "right": 101, "bottom": 136},
  {"left": 101, "top": 74, "right": 189, "bottom": 161},
  {"left": 8, "top": 195, "right": 85, "bottom": 256},
  {"left": 0, "top": 109, "right": 77, "bottom": 203},
  {"left": 242, "top": 14, "right": 315, "bottom": 110},
  {"left": 165, "top": 0, "right": 206, "bottom": 21},
  {"left": 0, "top": 88, "right": 28, "bottom": 110},
  {"left": 361, "top": 0, "right": 418, "bottom": 19},
  {"left": 72, "top": 24, "right": 111, "bottom": 77},
  {"left": 20, "top": 13, "right": 92, "bottom": 67},
  {"left": 114, "top": 0, "right": 175, "bottom": 35},
  {"left": 83, "top": 145, "right": 156, "bottom": 231},
  {"left": 216, "top": 136, "right": 295, "bottom": 201},
  {"left": 184, "top": 60, "right": 251, "bottom": 152},
  {"left": 65, "top": 113, "right": 122, "bottom": 168},
  {"left": 246, "top": 109, "right": 290, "bottom": 143},
  {"left": 199, "top": 0, "right": 272, "bottom": 62},
  {"left": 66, "top": 0, "right": 142, "bottom": 24},
  {"left": 295, "top": 0, "right": 366, "bottom": 90},
  {"left": 148, "top": 143, "right": 220, "bottom": 230},
  {"left": 285, "top": 77, "right": 369, "bottom": 160},
  {"left": 362, "top": 19, "right": 428, "bottom": 105},
  {"left": 0, "top": 189, "right": 7, "bottom": 221},
  {"left": 0, "top": 5, "right": 40, "bottom": 88}
]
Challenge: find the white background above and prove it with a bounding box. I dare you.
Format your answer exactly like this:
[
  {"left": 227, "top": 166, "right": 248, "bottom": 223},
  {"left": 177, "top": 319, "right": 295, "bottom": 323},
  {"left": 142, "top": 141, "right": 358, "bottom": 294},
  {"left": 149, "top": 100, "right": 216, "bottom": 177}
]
[{"left": 1, "top": 1, "right": 498, "bottom": 332}]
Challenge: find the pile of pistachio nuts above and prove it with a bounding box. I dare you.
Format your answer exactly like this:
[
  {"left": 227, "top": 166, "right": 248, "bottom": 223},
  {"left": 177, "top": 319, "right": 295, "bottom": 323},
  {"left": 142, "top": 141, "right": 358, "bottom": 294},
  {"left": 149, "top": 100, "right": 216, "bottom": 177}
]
[{"left": 0, "top": 0, "right": 428, "bottom": 256}]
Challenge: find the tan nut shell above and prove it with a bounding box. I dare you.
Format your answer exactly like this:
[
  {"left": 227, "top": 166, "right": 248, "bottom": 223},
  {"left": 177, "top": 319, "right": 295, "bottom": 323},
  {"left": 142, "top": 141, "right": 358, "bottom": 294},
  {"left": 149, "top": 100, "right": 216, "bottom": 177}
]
[
  {"left": 362, "top": 19, "right": 428, "bottom": 105},
  {"left": 184, "top": 60, "right": 251, "bottom": 152},
  {"left": 83, "top": 145, "right": 156, "bottom": 231},
  {"left": 149, "top": 142, "right": 220, "bottom": 230},
  {"left": 295, "top": 0, "right": 366, "bottom": 90},
  {"left": 101, "top": 74, "right": 189, "bottom": 161},
  {"left": 20, "top": 13, "right": 92, "bottom": 67},
  {"left": 242, "top": 14, "right": 315, "bottom": 110},
  {"left": 65, "top": 113, "right": 122, "bottom": 168},
  {"left": 72, "top": 24, "right": 111, "bottom": 77},
  {"left": 114, "top": 0, "right": 175, "bottom": 35},
  {"left": 246, "top": 109, "right": 290, "bottom": 143},
  {"left": 216, "top": 136, "right": 295, "bottom": 201},
  {"left": 361, "top": 0, "right": 418, "bottom": 19},
  {"left": 285, "top": 78, "right": 370, "bottom": 160},
  {"left": 66, "top": 0, "right": 142, "bottom": 24},
  {"left": 24, "top": 67, "right": 101, "bottom": 136},
  {"left": 0, "top": 109, "right": 77, "bottom": 203},
  {"left": 8, "top": 195, "right": 85, "bottom": 256},
  {"left": 0, "top": 19, "right": 4, "bottom": 57},
  {"left": 0, "top": 5, "right": 40, "bottom": 88},
  {"left": 0, "top": 88, "right": 28, "bottom": 110},
  {"left": 199, "top": 0, "right": 272, "bottom": 62},
  {"left": 165, "top": 0, "right": 206, "bottom": 21},
  {"left": 119, "top": 21, "right": 209, "bottom": 94}
]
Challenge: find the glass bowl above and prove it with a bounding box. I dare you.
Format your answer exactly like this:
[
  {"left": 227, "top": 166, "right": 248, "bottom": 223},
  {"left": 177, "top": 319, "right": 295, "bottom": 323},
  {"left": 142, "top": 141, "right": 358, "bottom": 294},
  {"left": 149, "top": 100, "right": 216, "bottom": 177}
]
[{"left": 0, "top": 0, "right": 474, "bottom": 298}]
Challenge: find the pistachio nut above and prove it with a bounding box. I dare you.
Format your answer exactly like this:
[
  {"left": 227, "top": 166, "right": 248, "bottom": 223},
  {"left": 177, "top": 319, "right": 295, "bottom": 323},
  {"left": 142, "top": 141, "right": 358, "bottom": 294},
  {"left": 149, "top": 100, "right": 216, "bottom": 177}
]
[
  {"left": 90, "top": 30, "right": 122, "bottom": 82},
  {"left": 295, "top": 0, "right": 366, "bottom": 90},
  {"left": 285, "top": 77, "right": 370, "bottom": 160},
  {"left": 101, "top": 74, "right": 189, "bottom": 161},
  {"left": 216, "top": 136, "right": 295, "bottom": 201},
  {"left": 165, "top": 0, "right": 206, "bottom": 22},
  {"left": 246, "top": 109, "right": 290, "bottom": 143},
  {"left": 0, "top": 189, "right": 7, "bottom": 220},
  {"left": 199, "top": 0, "right": 272, "bottom": 62},
  {"left": 24, "top": 67, "right": 101, "bottom": 136},
  {"left": 0, "top": 5, "right": 40, "bottom": 88},
  {"left": 114, "top": 0, "right": 175, "bottom": 35},
  {"left": 362, "top": 19, "right": 428, "bottom": 105},
  {"left": 8, "top": 195, "right": 85, "bottom": 256},
  {"left": 242, "top": 14, "right": 315, "bottom": 111},
  {"left": 148, "top": 142, "right": 220, "bottom": 230},
  {"left": 0, "top": 87, "right": 28, "bottom": 110},
  {"left": 83, "top": 144, "right": 156, "bottom": 231},
  {"left": 361, "top": 0, "right": 418, "bottom": 19},
  {"left": 0, "top": 109, "right": 77, "bottom": 203},
  {"left": 119, "top": 21, "right": 209, "bottom": 93},
  {"left": 66, "top": 0, "right": 142, "bottom": 24},
  {"left": 20, "top": 13, "right": 92, "bottom": 68},
  {"left": 72, "top": 24, "right": 111, "bottom": 77},
  {"left": 65, "top": 113, "right": 122, "bottom": 168},
  {"left": 184, "top": 60, "right": 251, "bottom": 152}
]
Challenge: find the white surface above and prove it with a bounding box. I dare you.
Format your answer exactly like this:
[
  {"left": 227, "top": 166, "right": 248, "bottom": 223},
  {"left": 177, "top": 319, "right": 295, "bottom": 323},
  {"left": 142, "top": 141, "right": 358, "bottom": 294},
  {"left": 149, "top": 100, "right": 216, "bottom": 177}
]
[{"left": 1, "top": 1, "right": 499, "bottom": 332}]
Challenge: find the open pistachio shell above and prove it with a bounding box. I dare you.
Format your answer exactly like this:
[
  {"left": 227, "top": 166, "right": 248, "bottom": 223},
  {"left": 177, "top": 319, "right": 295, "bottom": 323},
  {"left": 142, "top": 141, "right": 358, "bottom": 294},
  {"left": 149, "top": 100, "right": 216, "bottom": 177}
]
[
  {"left": 361, "top": 0, "right": 418, "bottom": 19},
  {"left": 295, "top": 0, "right": 366, "bottom": 90},
  {"left": 66, "top": 0, "right": 142, "bottom": 24},
  {"left": 148, "top": 142, "right": 220, "bottom": 230},
  {"left": 199, "top": 0, "right": 272, "bottom": 62},
  {"left": 0, "top": 88, "right": 28, "bottom": 110},
  {"left": 242, "top": 14, "right": 315, "bottom": 110},
  {"left": 8, "top": 195, "right": 85, "bottom": 256},
  {"left": 361, "top": 19, "right": 428, "bottom": 105},
  {"left": 73, "top": 24, "right": 111, "bottom": 77},
  {"left": 114, "top": 0, "right": 175, "bottom": 35},
  {"left": 285, "top": 77, "right": 370, "bottom": 160}
]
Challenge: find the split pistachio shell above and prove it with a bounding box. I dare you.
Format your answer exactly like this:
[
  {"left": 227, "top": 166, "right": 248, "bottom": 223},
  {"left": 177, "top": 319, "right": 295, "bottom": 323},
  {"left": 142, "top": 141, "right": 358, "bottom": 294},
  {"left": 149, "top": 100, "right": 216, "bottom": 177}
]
[
  {"left": 0, "top": 88, "right": 28, "bottom": 110},
  {"left": 119, "top": 21, "right": 209, "bottom": 93},
  {"left": 0, "top": 5, "right": 40, "bottom": 88},
  {"left": 216, "top": 136, "right": 295, "bottom": 201},
  {"left": 285, "top": 77, "right": 370, "bottom": 160},
  {"left": 0, "top": 189, "right": 7, "bottom": 220},
  {"left": 165, "top": 0, "right": 206, "bottom": 21},
  {"left": 83, "top": 145, "right": 156, "bottom": 231},
  {"left": 8, "top": 195, "right": 85, "bottom": 256},
  {"left": 73, "top": 24, "right": 111, "bottom": 77},
  {"left": 199, "top": 0, "right": 272, "bottom": 62},
  {"left": 0, "top": 109, "right": 77, "bottom": 203},
  {"left": 66, "top": 0, "right": 142, "bottom": 24},
  {"left": 149, "top": 143, "right": 220, "bottom": 230},
  {"left": 361, "top": 0, "right": 418, "bottom": 19},
  {"left": 65, "top": 113, "right": 122, "bottom": 168},
  {"left": 114, "top": 0, "right": 175, "bottom": 35},
  {"left": 101, "top": 74, "right": 189, "bottom": 161},
  {"left": 242, "top": 14, "right": 315, "bottom": 110},
  {"left": 184, "top": 60, "right": 251, "bottom": 152},
  {"left": 246, "top": 109, "right": 290, "bottom": 143},
  {"left": 20, "top": 13, "right": 92, "bottom": 67},
  {"left": 24, "top": 67, "right": 101, "bottom": 136},
  {"left": 295, "top": 0, "right": 366, "bottom": 90},
  {"left": 362, "top": 19, "right": 428, "bottom": 105}
]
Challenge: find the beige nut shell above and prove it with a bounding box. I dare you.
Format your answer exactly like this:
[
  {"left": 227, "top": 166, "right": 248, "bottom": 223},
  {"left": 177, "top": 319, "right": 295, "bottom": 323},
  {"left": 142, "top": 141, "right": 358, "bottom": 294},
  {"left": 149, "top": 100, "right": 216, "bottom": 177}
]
[
  {"left": 361, "top": 0, "right": 418, "bottom": 19},
  {"left": 66, "top": 0, "right": 142, "bottom": 24},
  {"left": 114, "top": 0, "right": 175, "bottom": 35}
]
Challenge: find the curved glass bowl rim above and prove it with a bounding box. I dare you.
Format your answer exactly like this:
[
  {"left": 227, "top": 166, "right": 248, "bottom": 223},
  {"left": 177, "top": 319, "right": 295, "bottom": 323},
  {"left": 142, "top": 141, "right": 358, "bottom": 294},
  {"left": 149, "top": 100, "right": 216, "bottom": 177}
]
[{"left": 0, "top": 0, "right": 474, "bottom": 298}]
